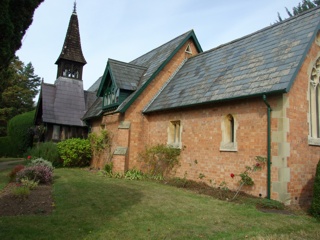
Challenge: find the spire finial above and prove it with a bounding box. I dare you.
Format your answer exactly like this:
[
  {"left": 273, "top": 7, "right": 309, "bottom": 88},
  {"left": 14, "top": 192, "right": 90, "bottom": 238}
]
[{"left": 73, "top": 1, "right": 77, "bottom": 14}]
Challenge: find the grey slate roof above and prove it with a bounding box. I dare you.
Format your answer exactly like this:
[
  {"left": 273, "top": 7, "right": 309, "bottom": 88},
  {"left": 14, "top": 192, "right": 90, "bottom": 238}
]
[
  {"left": 41, "top": 77, "right": 87, "bottom": 126},
  {"left": 83, "top": 30, "right": 201, "bottom": 120},
  {"left": 116, "top": 30, "right": 201, "bottom": 113},
  {"left": 108, "top": 59, "right": 147, "bottom": 91},
  {"left": 145, "top": 7, "right": 320, "bottom": 113}
]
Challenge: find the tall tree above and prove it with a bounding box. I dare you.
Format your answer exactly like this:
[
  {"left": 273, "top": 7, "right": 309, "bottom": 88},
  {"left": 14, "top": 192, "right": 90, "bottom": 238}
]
[
  {"left": 277, "top": 0, "right": 320, "bottom": 21},
  {"left": 0, "top": 0, "right": 44, "bottom": 71},
  {"left": 0, "top": 57, "right": 41, "bottom": 136}
]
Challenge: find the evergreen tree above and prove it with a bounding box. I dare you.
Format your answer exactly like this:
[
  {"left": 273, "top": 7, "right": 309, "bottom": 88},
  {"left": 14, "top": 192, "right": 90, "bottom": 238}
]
[
  {"left": 0, "top": 57, "right": 41, "bottom": 136},
  {"left": 277, "top": 0, "right": 320, "bottom": 21},
  {"left": 0, "top": 0, "right": 44, "bottom": 71}
]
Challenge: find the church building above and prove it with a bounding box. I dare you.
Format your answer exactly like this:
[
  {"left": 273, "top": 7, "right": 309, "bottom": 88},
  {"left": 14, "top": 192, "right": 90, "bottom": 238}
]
[{"left": 36, "top": 5, "right": 320, "bottom": 205}]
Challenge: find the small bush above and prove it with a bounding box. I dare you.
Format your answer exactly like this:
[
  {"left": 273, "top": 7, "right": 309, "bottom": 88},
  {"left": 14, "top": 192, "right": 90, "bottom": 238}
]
[
  {"left": 25, "top": 142, "right": 62, "bottom": 167},
  {"left": 310, "top": 160, "right": 320, "bottom": 219},
  {"left": 125, "top": 169, "right": 145, "bottom": 180},
  {"left": 11, "top": 185, "right": 30, "bottom": 198},
  {"left": 104, "top": 162, "right": 113, "bottom": 174},
  {"left": 16, "top": 166, "right": 53, "bottom": 184},
  {"left": 139, "top": 144, "right": 180, "bottom": 177},
  {"left": 57, "top": 138, "right": 92, "bottom": 167},
  {"left": 21, "top": 178, "right": 39, "bottom": 190},
  {"left": 8, "top": 165, "right": 25, "bottom": 182},
  {"left": 28, "top": 158, "right": 54, "bottom": 172}
]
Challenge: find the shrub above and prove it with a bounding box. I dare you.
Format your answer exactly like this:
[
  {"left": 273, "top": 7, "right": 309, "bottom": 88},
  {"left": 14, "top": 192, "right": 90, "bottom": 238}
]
[
  {"left": 7, "top": 110, "right": 35, "bottom": 156},
  {"left": 57, "top": 138, "right": 92, "bottom": 167},
  {"left": 25, "top": 142, "right": 62, "bottom": 167},
  {"left": 8, "top": 164, "right": 25, "bottom": 182},
  {"left": 11, "top": 185, "right": 30, "bottom": 198},
  {"left": 0, "top": 136, "right": 15, "bottom": 157},
  {"left": 104, "top": 162, "right": 113, "bottom": 174},
  {"left": 125, "top": 169, "right": 145, "bottom": 180},
  {"left": 139, "top": 144, "right": 180, "bottom": 177},
  {"left": 28, "top": 158, "right": 54, "bottom": 172},
  {"left": 21, "top": 178, "right": 39, "bottom": 190},
  {"left": 310, "top": 160, "right": 320, "bottom": 219},
  {"left": 16, "top": 165, "right": 53, "bottom": 184}
]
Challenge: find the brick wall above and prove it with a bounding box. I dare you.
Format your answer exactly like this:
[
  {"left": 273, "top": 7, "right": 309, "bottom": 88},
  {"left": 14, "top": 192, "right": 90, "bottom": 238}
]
[{"left": 284, "top": 38, "right": 320, "bottom": 205}]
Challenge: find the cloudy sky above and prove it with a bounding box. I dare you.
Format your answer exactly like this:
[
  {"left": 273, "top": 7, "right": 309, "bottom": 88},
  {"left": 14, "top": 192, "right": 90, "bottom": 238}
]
[{"left": 17, "top": 0, "right": 303, "bottom": 90}]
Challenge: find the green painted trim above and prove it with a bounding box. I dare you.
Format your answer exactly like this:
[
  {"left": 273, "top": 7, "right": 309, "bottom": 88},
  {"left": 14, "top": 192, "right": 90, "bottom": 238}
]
[
  {"left": 285, "top": 21, "right": 320, "bottom": 93},
  {"left": 119, "top": 30, "right": 203, "bottom": 113},
  {"left": 97, "top": 62, "right": 110, "bottom": 97}
]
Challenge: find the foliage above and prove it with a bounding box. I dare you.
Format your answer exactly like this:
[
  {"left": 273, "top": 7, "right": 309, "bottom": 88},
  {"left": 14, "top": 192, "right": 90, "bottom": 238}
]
[
  {"left": 25, "top": 142, "right": 62, "bottom": 167},
  {"left": 27, "top": 157, "right": 54, "bottom": 172},
  {"left": 277, "top": 0, "right": 320, "bottom": 21},
  {"left": 0, "top": 58, "right": 41, "bottom": 136},
  {"left": 11, "top": 184, "right": 30, "bottom": 198},
  {"left": 0, "top": 136, "right": 14, "bottom": 157},
  {"left": 57, "top": 138, "right": 92, "bottom": 167},
  {"left": 88, "top": 130, "right": 112, "bottom": 155},
  {"left": 310, "top": 160, "right": 320, "bottom": 219},
  {"left": 5, "top": 110, "right": 35, "bottom": 156},
  {"left": 8, "top": 164, "right": 25, "bottom": 182},
  {"left": 16, "top": 165, "right": 53, "bottom": 184},
  {"left": 104, "top": 162, "right": 113, "bottom": 174},
  {"left": 124, "top": 169, "right": 145, "bottom": 180},
  {"left": 139, "top": 144, "right": 180, "bottom": 177},
  {"left": 20, "top": 177, "right": 39, "bottom": 190},
  {"left": 0, "top": 0, "right": 44, "bottom": 71},
  {"left": 231, "top": 156, "right": 267, "bottom": 200}
]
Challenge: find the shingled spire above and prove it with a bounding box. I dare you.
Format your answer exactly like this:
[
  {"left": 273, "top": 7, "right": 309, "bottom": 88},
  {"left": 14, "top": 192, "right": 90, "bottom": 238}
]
[{"left": 55, "top": 2, "right": 86, "bottom": 80}]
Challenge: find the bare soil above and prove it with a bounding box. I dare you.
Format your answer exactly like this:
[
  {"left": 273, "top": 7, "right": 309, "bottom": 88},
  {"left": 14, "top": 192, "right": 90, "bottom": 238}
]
[{"left": 0, "top": 183, "right": 54, "bottom": 216}]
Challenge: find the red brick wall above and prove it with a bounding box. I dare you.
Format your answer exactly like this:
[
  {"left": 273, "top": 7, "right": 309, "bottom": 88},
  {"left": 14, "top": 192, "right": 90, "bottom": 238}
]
[
  {"left": 124, "top": 40, "right": 200, "bottom": 169},
  {"left": 145, "top": 98, "right": 273, "bottom": 198},
  {"left": 285, "top": 39, "right": 320, "bottom": 205}
]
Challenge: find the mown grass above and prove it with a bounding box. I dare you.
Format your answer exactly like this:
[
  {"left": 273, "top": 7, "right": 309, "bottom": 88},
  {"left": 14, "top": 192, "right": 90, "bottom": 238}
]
[{"left": 0, "top": 168, "right": 319, "bottom": 239}]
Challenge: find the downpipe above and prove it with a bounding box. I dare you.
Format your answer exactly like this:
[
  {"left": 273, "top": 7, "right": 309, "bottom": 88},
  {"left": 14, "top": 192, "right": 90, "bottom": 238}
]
[{"left": 262, "top": 95, "right": 272, "bottom": 200}]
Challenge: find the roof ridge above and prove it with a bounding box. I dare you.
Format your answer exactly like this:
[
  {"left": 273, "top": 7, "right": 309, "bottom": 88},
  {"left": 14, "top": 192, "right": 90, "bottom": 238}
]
[
  {"left": 108, "top": 58, "right": 147, "bottom": 70},
  {"left": 129, "top": 30, "right": 194, "bottom": 63},
  {"left": 195, "top": 6, "right": 320, "bottom": 58}
]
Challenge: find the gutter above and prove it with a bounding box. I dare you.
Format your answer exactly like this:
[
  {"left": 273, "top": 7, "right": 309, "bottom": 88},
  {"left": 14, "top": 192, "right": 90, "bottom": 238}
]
[{"left": 262, "top": 95, "right": 272, "bottom": 200}]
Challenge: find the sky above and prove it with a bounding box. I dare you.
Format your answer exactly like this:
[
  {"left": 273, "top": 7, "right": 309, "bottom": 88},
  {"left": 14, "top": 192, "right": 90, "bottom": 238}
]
[{"left": 17, "top": 0, "right": 303, "bottom": 91}]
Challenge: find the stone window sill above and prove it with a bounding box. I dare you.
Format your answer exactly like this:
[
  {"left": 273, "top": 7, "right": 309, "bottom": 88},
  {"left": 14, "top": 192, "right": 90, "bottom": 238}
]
[
  {"left": 308, "top": 137, "right": 320, "bottom": 146},
  {"left": 220, "top": 142, "right": 238, "bottom": 152}
]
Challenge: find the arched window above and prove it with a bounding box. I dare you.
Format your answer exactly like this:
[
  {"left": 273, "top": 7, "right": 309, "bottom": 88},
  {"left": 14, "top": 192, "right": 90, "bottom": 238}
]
[
  {"left": 220, "top": 114, "right": 237, "bottom": 151},
  {"left": 309, "top": 57, "right": 320, "bottom": 142}
]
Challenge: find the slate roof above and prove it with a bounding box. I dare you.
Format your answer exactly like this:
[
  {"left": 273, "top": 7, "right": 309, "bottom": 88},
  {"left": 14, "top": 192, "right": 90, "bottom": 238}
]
[
  {"left": 97, "top": 59, "right": 147, "bottom": 96},
  {"left": 117, "top": 30, "right": 202, "bottom": 113},
  {"left": 83, "top": 30, "right": 202, "bottom": 120},
  {"left": 55, "top": 11, "right": 86, "bottom": 65},
  {"left": 41, "top": 77, "right": 87, "bottom": 126},
  {"left": 144, "top": 7, "right": 320, "bottom": 113}
]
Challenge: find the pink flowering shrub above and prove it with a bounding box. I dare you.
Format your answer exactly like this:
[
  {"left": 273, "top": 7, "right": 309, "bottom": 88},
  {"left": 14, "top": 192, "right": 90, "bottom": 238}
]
[{"left": 16, "top": 165, "right": 53, "bottom": 184}]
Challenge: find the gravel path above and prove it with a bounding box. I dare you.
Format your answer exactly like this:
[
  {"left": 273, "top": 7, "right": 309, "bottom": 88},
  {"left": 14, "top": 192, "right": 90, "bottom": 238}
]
[{"left": 0, "top": 159, "right": 24, "bottom": 171}]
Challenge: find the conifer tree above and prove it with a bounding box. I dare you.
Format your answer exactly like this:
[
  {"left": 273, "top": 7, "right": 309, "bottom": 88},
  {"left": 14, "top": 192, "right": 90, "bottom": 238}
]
[{"left": 277, "top": 0, "right": 320, "bottom": 21}]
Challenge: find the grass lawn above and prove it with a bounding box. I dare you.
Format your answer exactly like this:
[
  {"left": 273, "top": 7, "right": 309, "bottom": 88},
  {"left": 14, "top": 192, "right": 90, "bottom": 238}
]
[{"left": 0, "top": 168, "right": 319, "bottom": 240}]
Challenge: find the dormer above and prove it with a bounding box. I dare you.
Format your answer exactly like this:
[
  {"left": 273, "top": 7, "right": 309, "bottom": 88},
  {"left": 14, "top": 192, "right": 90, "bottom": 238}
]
[{"left": 97, "top": 59, "right": 147, "bottom": 111}]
